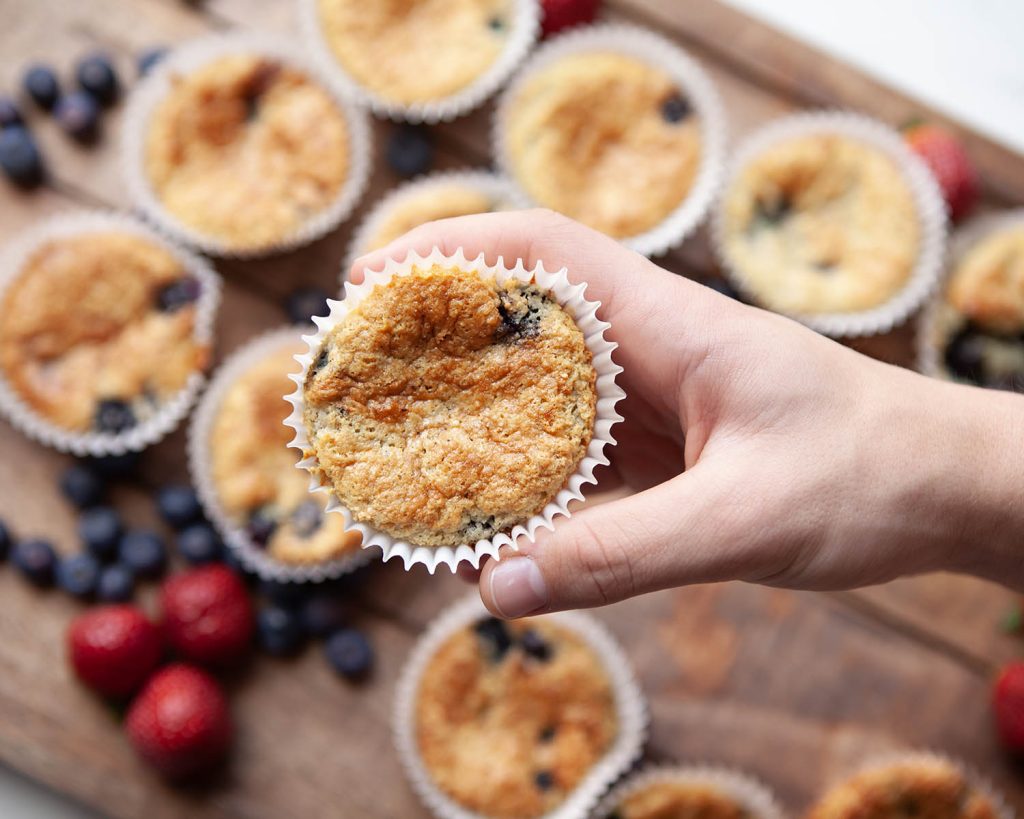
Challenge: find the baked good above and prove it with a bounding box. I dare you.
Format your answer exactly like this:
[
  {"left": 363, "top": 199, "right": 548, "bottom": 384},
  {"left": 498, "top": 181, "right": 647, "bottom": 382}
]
[
  {"left": 0, "top": 231, "right": 209, "bottom": 433},
  {"left": 721, "top": 133, "right": 921, "bottom": 315},
  {"left": 415, "top": 614, "right": 618, "bottom": 818},
  {"left": 302, "top": 263, "right": 596, "bottom": 548},
  {"left": 503, "top": 50, "right": 702, "bottom": 239},
  {"left": 606, "top": 780, "right": 754, "bottom": 819}
]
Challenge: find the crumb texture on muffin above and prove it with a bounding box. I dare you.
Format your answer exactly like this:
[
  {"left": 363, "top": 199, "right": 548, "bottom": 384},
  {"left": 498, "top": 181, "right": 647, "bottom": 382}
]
[
  {"left": 0, "top": 231, "right": 207, "bottom": 432},
  {"left": 144, "top": 54, "right": 350, "bottom": 251},
  {"left": 316, "top": 0, "right": 511, "bottom": 104},
  {"left": 613, "top": 781, "right": 751, "bottom": 819},
  {"left": 302, "top": 263, "right": 597, "bottom": 548},
  {"left": 211, "top": 343, "right": 361, "bottom": 565},
  {"left": 416, "top": 616, "right": 618, "bottom": 818},
  {"left": 723, "top": 134, "right": 920, "bottom": 314},
  {"left": 363, "top": 185, "right": 497, "bottom": 253},
  {"left": 506, "top": 51, "right": 701, "bottom": 239}
]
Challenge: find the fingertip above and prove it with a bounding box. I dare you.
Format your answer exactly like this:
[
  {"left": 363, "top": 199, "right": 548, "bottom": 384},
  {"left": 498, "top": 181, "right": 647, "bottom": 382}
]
[{"left": 479, "top": 550, "right": 549, "bottom": 620}]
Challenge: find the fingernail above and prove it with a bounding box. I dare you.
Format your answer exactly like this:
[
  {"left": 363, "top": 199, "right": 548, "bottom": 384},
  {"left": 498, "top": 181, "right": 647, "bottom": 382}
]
[{"left": 488, "top": 556, "right": 548, "bottom": 619}]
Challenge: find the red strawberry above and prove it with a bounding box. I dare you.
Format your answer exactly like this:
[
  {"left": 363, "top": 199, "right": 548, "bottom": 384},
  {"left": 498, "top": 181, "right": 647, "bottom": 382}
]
[
  {"left": 540, "top": 0, "right": 600, "bottom": 37},
  {"left": 67, "top": 604, "right": 163, "bottom": 699},
  {"left": 994, "top": 661, "right": 1024, "bottom": 753},
  {"left": 904, "top": 122, "right": 978, "bottom": 222},
  {"left": 160, "top": 565, "right": 253, "bottom": 667},
  {"left": 125, "top": 663, "right": 232, "bottom": 779}
]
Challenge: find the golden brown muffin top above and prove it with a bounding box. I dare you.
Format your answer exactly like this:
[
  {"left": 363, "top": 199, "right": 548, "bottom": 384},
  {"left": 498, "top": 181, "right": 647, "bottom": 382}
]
[
  {"left": 302, "top": 264, "right": 596, "bottom": 548},
  {"left": 946, "top": 226, "right": 1024, "bottom": 333},
  {"left": 416, "top": 616, "right": 618, "bottom": 818},
  {"left": 613, "top": 781, "right": 752, "bottom": 819},
  {"left": 361, "top": 185, "right": 497, "bottom": 254}
]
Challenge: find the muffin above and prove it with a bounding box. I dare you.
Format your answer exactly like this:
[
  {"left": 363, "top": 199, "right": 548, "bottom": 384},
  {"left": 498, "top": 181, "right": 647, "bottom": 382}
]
[
  {"left": 806, "top": 756, "right": 1002, "bottom": 819},
  {"left": 300, "top": 262, "right": 597, "bottom": 549},
  {"left": 597, "top": 768, "right": 782, "bottom": 819}
]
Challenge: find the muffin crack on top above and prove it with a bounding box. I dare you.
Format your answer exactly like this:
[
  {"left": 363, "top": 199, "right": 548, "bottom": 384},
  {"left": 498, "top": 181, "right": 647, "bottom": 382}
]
[{"left": 301, "top": 263, "right": 597, "bottom": 548}]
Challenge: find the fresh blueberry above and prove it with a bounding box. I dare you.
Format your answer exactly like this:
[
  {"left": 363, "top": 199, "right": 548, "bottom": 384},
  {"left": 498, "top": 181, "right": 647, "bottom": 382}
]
[
  {"left": 12, "top": 539, "right": 57, "bottom": 587},
  {"left": 76, "top": 53, "right": 119, "bottom": 106},
  {"left": 247, "top": 507, "right": 277, "bottom": 548},
  {"left": 520, "top": 629, "right": 552, "bottom": 662},
  {"left": 54, "top": 92, "right": 100, "bottom": 143},
  {"left": 291, "top": 500, "right": 322, "bottom": 539},
  {"left": 0, "top": 127, "right": 44, "bottom": 188},
  {"left": 86, "top": 451, "right": 141, "bottom": 480},
  {"left": 96, "top": 563, "right": 134, "bottom": 602},
  {"left": 137, "top": 46, "right": 168, "bottom": 77},
  {"left": 56, "top": 553, "right": 100, "bottom": 600},
  {"left": 324, "top": 628, "right": 373, "bottom": 680},
  {"left": 259, "top": 578, "right": 307, "bottom": 609},
  {"left": 534, "top": 771, "right": 555, "bottom": 791},
  {"left": 78, "top": 506, "right": 122, "bottom": 561},
  {"left": 155, "top": 484, "right": 203, "bottom": 530},
  {"left": 284, "top": 287, "right": 330, "bottom": 326},
  {"left": 704, "top": 277, "right": 741, "bottom": 301},
  {"left": 661, "top": 94, "right": 692, "bottom": 124},
  {"left": 177, "top": 523, "right": 222, "bottom": 565},
  {"left": 300, "top": 594, "right": 348, "bottom": 638},
  {"left": 0, "top": 519, "right": 11, "bottom": 561},
  {"left": 944, "top": 325, "right": 987, "bottom": 384},
  {"left": 60, "top": 463, "right": 105, "bottom": 508},
  {"left": 118, "top": 530, "right": 167, "bottom": 579},
  {"left": 386, "top": 125, "right": 433, "bottom": 178},
  {"left": 23, "top": 65, "right": 60, "bottom": 110},
  {"left": 93, "top": 398, "right": 135, "bottom": 433},
  {"left": 257, "top": 606, "right": 306, "bottom": 656},
  {"left": 156, "top": 277, "right": 201, "bottom": 313},
  {"left": 473, "top": 616, "right": 512, "bottom": 662},
  {"left": 0, "top": 97, "right": 23, "bottom": 129}
]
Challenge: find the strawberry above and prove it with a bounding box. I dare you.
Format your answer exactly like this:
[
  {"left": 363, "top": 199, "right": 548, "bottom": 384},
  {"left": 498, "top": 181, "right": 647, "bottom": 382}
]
[
  {"left": 993, "top": 661, "right": 1024, "bottom": 754},
  {"left": 160, "top": 565, "right": 254, "bottom": 667},
  {"left": 125, "top": 663, "right": 232, "bottom": 779},
  {"left": 540, "top": 0, "right": 600, "bottom": 37},
  {"left": 904, "top": 122, "right": 978, "bottom": 222},
  {"left": 67, "top": 604, "right": 163, "bottom": 699}
]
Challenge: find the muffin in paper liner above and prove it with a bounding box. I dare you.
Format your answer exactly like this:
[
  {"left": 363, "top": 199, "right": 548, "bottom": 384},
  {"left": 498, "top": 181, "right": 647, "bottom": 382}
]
[
  {"left": 283, "top": 246, "right": 625, "bottom": 574},
  {"left": 0, "top": 210, "right": 221, "bottom": 457},
  {"left": 393, "top": 594, "right": 648, "bottom": 819},
  {"left": 344, "top": 170, "right": 530, "bottom": 274},
  {"left": 711, "top": 111, "right": 948, "bottom": 338},
  {"left": 298, "top": 0, "right": 540, "bottom": 123},
  {"left": 121, "top": 32, "right": 372, "bottom": 258},
  {"left": 594, "top": 765, "right": 784, "bottom": 819},
  {"left": 187, "top": 328, "right": 373, "bottom": 584},
  {"left": 493, "top": 23, "right": 728, "bottom": 258},
  {"left": 918, "top": 209, "right": 1024, "bottom": 384}
]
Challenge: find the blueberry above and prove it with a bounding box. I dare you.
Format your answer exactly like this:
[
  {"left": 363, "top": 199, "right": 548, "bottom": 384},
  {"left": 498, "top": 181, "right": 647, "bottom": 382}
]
[
  {"left": 12, "top": 539, "right": 57, "bottom": 587},
  {"left": 661, "top": 94, "right": 691, "bottom": 124},
  {"left": 488, "top": 16, "right": 505, "bottom": 32},
  {"left": 285, "top": 287, "right": 330, "bottom": 326},
  {"left": 56, "top": 553, "right": 100, "bottom": 600},
  {"left": 156, "top": 277, "right": 201, "bottom": 313},
  {"left": 473, "top": 616, "right": 512, "bottom": 662},
  {"left": 704, "top": 277, "right": 741, "bottom": 301},
  {"left": 301, "top": 594, "right": 347, "bottom": 638},
  {"left": 0, "top": 127, "right": 44, "bottom": 188},
  {"left": 23, "top": 65, "right": 60, "bottom": 110},
  {"left": 386, "top": 125, "right": 433, "bottom": 178},
  {"left": 96, "top": 563, "right": 134, "bottom": 602},
  {"left": 54, "top": 92, "right": 100, "bottom": 143},
  {"left": 311, "top": 348, "right": 330, "bottom": 375},
  {"left": 754, "top": 196, "right": 791, "bottom": 226},
  {"left": 76, "top": 53, "right": 119, "bottom": 106},
  {"left": 93, "top": 398, "right": 135, "bottom": 433},
  {"left": 944, "top": 325, "right": 987, "bottom": 384},
  {"left": 177, "top": 522, "right": 222, "bottom": 565},
  {"left": 247, "top": 507, "right": 277, "bottom": 548},
  {"left": 0, "top": 97, "right": 23, "bottom": 129},
  {"left": 118, "top": 530, "right": 167, "bottom": 579},
  {"left": 324, "top": 628, "right": 373, "bottom": 680},
  {"left": 86, "top": 451, "right": 141, "bottom": 480},
  {"left": 291, "top": 500, "right": 322, "bottom": 539},
  {"left": 0, "top": 519, "right": 11, "bottom": 561},
  {"left": 60, "top": 463, "right": 105, "bottom": 508},
  {"left": 137, "top": 46, "right": 168, "bottom": 77},
  {"left": 78, "top": 506, "right": 122, "bottom": 561},
  {"left": 534, "top": 771, "right": 555, "bottom": 791},
  {"left": 259, "top": 578, "right": 307, "bottom": 609},
  {"left": 257, "top": 606, "right": 306, "bottom": 656},
  {"left": 538, "top": 725, "right": 556, "bottom": 742},
  {"left": 520, "top": 629, "right": 552, "bottom": 662},
  {"left": 155, "top": 484, "right": 203, "bottom": 529}
]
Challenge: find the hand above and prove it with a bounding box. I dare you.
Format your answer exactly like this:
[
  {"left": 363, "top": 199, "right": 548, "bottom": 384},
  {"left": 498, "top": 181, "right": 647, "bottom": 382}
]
[{"left": 351, "top": 209, "right": 1024, "bottom": 617}]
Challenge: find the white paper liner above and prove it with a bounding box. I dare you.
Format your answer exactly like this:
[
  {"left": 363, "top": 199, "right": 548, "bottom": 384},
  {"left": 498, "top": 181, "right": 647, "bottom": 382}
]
[
  {"left": 594, "top": 765, "right": 784, "bottom": 819},
  {"left": 393, "top": 594, "right": 648, "bottom": 819},
  {"left": 344, "top": 170, "right": 531, "bottom": 275},
  {"left": 0, "top": 210, "right": 221, "bottom": 457},
  {"left": 187, "top": 327, "right": 374, "bottom": 583},
  {"left": 493, "top": 23, "right": 728, "bottom": 257},
  {"left": 917, "top": 209, "right": 1024, "bottom": 381},
  {"left": 298, "top": 0, "right": 540, "bottom": 123},
  {"left": 711, "top": 111, "right": 948, "bottom": 338},
  {"left": 121, "top": 32, "right": 372, "bottom": 258},
  {"left": 283, "top": 247, "right": 625, "bottom": 574}
]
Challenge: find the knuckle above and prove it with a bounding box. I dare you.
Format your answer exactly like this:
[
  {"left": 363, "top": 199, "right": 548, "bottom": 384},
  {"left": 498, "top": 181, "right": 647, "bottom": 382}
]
[{"left": 563, "top": 516, "right": 636, "bottom": 606}]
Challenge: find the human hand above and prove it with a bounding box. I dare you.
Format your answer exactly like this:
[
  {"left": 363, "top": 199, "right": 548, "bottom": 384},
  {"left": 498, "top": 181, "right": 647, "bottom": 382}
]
[{"left": 351, "top": 209, "right": 1024, "bottom": 617}]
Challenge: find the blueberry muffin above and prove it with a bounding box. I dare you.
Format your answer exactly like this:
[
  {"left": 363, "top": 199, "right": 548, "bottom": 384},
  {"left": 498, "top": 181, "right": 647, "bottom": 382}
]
[
  {"left": 721, "top": 134, "right": 921, "bottom": 315},
  {"left": 0, "top": 231, "right": 209, "bottom": 434},
  {"left": 144, "top": 54, "right": 350, "bottom": 252},
  {"left": 806, "top": 757, "right": 999, "bottom": 819},
  {"left": 210, "top": 342, "right": 361, "bottom": 565},
  {"left": 933, "top": 224, "right": 1024, "bottom": 391},
  {"left": 503, "top": 51, "right": 702, "bottom": 239},
  {"left": 605, "top": 780, "right": 756, "bottom": 819},
  {"left": 415, "top": 615, "right": 618, "bottom": 818}
]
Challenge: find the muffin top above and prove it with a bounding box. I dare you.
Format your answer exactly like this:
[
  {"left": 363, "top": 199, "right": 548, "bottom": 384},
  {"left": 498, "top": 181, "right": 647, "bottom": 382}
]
[
  {"left": 946, "top": 225, "right": 1024, "bottom": 333},
  {"left": 316, "top": 0, "right": 512, "bottom": 105},
  {"left": 0, "top": 231, "right": 208, "bottom": 433},
  {"left": 806, "top": 758, "right": 999, "bottom": 819},
  {"left": 416, "top": 615, "right": 618, "bottom": 818},
  {"left": 722, "top": 134, "right": 920, "bottom": 314},
  {"left": 505, "top": 51, "right": 701, "bottom": 239},
  {"left": 302, "top": 263, "right": 596, "bottom": 548},
  {"left": 608, "top": 781, "right": 752, "bottom": 819},
  {"left": 210, "top": 343, "right": 361, "bottom": 565},
  {"left": 144, "top": 54, "right": 350, "bottom": 251}
]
